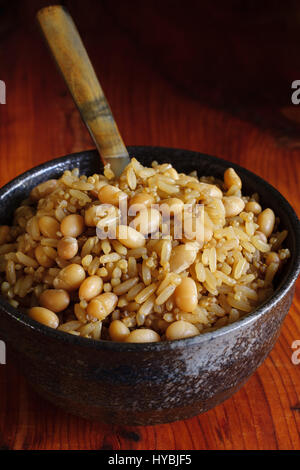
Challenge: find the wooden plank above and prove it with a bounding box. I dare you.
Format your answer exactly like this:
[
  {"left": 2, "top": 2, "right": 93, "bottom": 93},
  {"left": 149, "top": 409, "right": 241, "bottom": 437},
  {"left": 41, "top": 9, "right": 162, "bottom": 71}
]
[{"left": 0, "top": 0, "right": 299, "bottom": 450}]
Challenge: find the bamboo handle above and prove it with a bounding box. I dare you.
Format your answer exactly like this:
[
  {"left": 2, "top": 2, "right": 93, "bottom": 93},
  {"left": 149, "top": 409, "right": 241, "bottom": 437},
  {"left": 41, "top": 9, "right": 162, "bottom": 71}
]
[{"left": 37, "top": 5, "right": 129, "bottom": 168}]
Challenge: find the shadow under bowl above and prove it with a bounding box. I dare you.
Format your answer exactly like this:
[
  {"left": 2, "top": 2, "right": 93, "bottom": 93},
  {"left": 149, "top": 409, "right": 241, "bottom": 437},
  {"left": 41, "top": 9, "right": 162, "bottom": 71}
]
[{"left": 0, "top": 146, "right": 299, "bottom": 426}]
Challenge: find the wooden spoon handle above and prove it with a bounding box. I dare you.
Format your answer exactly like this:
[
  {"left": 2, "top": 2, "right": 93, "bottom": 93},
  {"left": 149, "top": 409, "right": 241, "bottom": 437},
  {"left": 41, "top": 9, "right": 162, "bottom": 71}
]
[{"left": 37, "top": 5, "right": 129, "bottom": 166}]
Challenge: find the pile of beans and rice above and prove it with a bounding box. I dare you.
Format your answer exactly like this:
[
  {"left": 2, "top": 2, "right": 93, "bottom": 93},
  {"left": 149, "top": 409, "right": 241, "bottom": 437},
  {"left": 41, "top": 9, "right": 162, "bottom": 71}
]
[{"left": 0, "top": 158, "right": 290, "bottom": 342}]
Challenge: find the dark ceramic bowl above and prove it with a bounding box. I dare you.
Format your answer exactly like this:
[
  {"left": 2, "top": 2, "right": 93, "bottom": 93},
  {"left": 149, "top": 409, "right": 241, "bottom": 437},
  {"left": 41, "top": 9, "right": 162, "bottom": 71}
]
[{"left": 0, "top": 146, "right": 299, "bottom": 426}]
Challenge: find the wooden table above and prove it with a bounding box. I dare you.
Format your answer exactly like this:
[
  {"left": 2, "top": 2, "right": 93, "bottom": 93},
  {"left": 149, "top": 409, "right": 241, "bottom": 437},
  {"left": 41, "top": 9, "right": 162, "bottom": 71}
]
[{"left": 0, "top": 0, "right": 299, "bottom": 450}]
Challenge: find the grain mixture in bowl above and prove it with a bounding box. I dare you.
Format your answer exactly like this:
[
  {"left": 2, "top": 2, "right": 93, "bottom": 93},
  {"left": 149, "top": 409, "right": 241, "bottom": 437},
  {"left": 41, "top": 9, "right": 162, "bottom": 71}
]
[{"left": 0, "top": 159, "right": 290, "bottom": 342}]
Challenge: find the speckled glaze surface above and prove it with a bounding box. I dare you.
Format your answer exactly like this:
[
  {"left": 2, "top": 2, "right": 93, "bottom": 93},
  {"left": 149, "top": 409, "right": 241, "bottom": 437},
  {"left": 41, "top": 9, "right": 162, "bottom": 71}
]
[{"left": 0, "top": 147, "right": 299, "bottom": 426}]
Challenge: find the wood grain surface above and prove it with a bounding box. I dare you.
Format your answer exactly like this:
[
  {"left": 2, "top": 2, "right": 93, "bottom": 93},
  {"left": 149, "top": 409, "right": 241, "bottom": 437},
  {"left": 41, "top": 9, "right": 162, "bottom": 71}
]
[{"left": 0, "top": 0, "right": 299, "bottom": 450}]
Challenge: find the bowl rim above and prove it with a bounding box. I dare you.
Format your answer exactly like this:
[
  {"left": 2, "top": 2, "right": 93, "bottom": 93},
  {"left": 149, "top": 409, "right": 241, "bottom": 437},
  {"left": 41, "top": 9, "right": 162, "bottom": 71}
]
[{"left": 0, "top": 145, "right": 299, "bottom": 351}]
